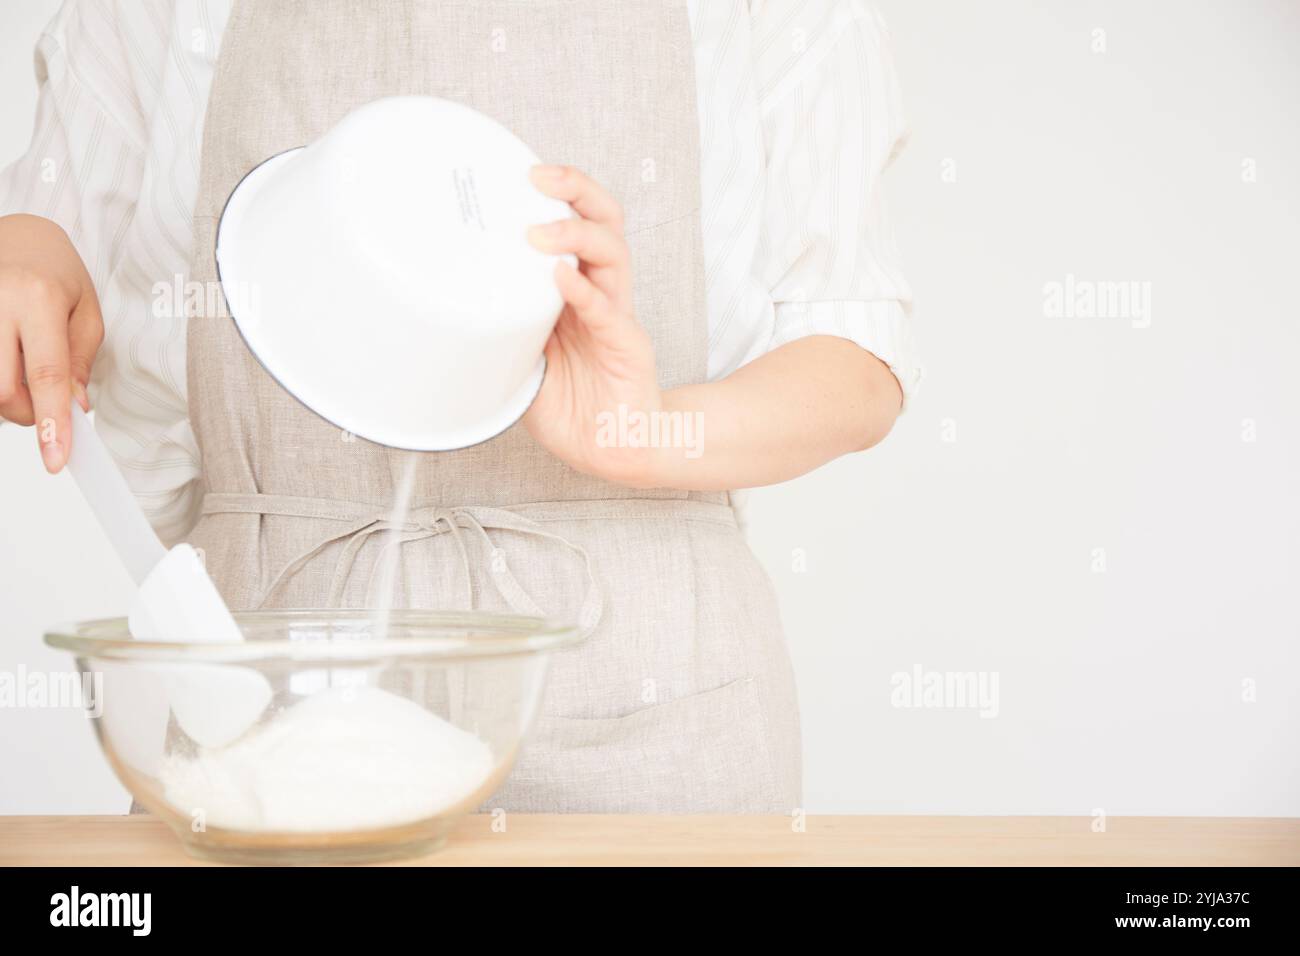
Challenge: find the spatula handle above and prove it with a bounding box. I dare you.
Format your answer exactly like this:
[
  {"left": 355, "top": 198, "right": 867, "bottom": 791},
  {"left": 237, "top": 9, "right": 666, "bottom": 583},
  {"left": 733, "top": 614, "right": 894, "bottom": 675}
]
[{"left": 66, "top": 404, "right": 167, "bottom": 586}]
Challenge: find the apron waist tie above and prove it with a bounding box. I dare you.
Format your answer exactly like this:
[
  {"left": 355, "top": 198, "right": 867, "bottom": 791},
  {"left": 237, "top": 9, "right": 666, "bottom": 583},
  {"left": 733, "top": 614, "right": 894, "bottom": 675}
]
[{"left": 200, "top": 492, "right": 604, "bottom": 636}]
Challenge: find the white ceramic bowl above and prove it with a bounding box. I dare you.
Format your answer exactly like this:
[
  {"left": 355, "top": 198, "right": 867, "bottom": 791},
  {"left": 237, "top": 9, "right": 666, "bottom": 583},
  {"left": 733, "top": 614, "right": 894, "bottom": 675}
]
[{"left": 216, "top": 96, "right": 574, "bottom": 450}]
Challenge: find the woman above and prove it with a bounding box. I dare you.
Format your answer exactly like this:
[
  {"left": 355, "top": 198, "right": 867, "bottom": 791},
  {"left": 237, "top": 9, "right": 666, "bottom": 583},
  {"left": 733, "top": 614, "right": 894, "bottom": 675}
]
[{"left": 0, "top": 0, "right": 918, "bottom": 812}]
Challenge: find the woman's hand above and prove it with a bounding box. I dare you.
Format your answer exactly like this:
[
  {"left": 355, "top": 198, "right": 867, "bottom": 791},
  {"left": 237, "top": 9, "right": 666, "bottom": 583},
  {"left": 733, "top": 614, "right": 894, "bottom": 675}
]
[
  {"left": 0, "top": 214, "right": 103, "bottom": 472},
  {"left": 523, "top": 165, "right": 664, "bottom": 487},
  {"left": 522, "top": 166, "right": 903, "bottom": 493}
]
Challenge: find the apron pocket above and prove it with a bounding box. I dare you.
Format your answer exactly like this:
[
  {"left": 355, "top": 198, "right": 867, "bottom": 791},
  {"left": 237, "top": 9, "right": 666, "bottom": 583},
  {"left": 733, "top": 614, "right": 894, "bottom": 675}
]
[{"left": 493, "top": 677, "right": 783, "bottom": 813}]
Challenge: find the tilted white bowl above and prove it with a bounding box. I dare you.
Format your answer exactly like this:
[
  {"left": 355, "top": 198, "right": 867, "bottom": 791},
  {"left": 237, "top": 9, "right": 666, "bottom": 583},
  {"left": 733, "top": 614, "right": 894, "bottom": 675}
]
[{"left": 216, "top": 95, "right": 574, "bottom": 450}]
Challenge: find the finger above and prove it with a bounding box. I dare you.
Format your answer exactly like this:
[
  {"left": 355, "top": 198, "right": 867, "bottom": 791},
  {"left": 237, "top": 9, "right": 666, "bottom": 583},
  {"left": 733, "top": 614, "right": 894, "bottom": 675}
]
[
  {"left": 68, "top": 291, "right": 102, "bottom": 408},
  {"left": 0, "top": 325, "right": 34, "bottom": 425},
  {"left": 20, "top": 314, "right": 73, "bottom": 473},
  {"left": 530, "top": 165, "right": 624, "bottom": 233},
  {"left": 553, "top": 260, "right": 624, "bottom": 337},
  {"left": 528, "top": 218, "right": 631, "bottom": 309},
  {"left": 528, "top": 218, "right": 627, "bottom": 268}
]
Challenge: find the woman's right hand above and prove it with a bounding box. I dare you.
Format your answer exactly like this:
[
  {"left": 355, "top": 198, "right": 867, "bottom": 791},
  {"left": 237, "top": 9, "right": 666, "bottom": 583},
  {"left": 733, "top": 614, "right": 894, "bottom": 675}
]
[{"left": 0, "top": 214, "right": 103, "bottom": 473}]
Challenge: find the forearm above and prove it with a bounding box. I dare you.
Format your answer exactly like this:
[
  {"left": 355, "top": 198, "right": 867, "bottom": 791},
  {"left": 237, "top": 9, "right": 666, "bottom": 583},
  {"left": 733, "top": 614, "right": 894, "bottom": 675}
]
[{"left": 639, "top": 336, "right": 903, "bottom": 491}]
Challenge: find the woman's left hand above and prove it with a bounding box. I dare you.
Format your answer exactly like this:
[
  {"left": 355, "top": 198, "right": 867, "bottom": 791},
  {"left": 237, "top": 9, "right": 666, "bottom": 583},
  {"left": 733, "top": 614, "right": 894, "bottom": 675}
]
[{"left": 523, "top": 165, "right": 663, "bottom": 487}]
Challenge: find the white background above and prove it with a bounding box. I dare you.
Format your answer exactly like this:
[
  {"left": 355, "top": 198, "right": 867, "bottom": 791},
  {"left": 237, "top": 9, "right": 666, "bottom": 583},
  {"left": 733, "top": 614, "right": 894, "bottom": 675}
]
[{"left": 2, "top": 0, "right": 1298, "bottom": 816}]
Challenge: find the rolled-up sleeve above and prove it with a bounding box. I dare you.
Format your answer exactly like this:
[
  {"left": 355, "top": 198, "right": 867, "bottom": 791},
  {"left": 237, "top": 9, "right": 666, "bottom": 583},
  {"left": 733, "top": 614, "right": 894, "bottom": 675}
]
[
  {"left": 0, "top": 5, "right": 146, "bottom": 292},
  {"left": 751, "top": 0, "right": 921, "bottom": 406}
]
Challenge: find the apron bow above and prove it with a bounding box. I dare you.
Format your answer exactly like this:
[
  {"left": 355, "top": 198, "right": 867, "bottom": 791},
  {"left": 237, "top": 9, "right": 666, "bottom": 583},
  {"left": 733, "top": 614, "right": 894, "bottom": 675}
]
[{"left": 200, "top": 494, "right": 604, "bottom": 636}]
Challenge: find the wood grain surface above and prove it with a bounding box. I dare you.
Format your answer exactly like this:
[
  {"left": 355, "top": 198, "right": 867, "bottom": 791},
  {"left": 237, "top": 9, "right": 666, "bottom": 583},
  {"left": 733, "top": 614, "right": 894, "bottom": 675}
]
[{"left": 1, "top": 814, "right": 1296, "bottom": 866}]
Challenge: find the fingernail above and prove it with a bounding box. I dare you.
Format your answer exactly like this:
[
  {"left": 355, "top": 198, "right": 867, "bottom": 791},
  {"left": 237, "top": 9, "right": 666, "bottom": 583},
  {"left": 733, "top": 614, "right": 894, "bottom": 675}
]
[
  {"left": 74, "top": 381, "right": 91, "bottom": 412},
  {"left": 530, "top": 165, "right": 565, "bottom": 184},
  {"left": 527, "top": 223, "right": 561, "bottom": 247},
  {"left": 41, "top": 436, "right": 64, "bottom": 473}
]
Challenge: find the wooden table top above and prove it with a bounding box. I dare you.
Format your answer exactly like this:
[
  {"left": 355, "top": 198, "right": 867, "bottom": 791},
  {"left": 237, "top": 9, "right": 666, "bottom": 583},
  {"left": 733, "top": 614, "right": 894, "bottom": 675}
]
[{"left": 2, "top": 814, "right": 1297, "bottom": 866}]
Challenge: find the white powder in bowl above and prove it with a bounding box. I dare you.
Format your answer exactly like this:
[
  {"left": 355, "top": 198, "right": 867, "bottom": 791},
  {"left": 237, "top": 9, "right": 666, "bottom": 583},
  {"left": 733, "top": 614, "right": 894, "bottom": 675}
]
[{"left": 159, "top": 686, "right": 494, "bottom": 832}]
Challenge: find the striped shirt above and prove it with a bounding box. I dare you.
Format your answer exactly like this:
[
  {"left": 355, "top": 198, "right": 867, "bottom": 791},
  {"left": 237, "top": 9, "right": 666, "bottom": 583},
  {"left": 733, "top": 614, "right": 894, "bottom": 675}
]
[{"left": 1, "top": 0, "right": 918, "bottom": 543}]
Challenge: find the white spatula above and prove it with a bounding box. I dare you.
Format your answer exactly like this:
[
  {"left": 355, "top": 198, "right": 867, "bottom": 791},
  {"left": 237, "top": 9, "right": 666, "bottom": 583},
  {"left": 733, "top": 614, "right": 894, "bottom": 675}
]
[{"left": 67, "top": 405, "right": 271, "bottom": 750}]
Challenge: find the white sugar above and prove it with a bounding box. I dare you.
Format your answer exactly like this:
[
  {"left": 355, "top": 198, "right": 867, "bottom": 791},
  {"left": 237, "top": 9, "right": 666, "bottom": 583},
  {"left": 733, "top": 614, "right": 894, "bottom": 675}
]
[{"left": 159, "top": 685, "right": 494, "bottom": 832}]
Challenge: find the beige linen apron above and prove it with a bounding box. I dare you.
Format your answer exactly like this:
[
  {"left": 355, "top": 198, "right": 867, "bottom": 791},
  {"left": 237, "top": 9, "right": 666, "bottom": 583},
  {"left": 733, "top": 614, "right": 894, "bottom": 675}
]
[{"left": 184, "top": 0, "right": 800, "bottom": 812}]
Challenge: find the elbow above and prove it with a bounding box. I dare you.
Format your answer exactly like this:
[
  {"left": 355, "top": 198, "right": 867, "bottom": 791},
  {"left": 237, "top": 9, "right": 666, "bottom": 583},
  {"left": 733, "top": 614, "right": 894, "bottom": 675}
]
[
  {"left": 847, "top": 356, "right": 904, "bottom": 453},
  {"left": 850, "top": 401, "right": 899, "bottom": 453}
]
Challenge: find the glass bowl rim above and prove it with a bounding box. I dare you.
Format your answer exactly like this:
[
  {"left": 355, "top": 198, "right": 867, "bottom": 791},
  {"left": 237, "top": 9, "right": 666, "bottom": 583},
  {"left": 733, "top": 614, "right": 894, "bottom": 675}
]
[{"left": 44, "top": 608, "right": 582, "bottom": 664}]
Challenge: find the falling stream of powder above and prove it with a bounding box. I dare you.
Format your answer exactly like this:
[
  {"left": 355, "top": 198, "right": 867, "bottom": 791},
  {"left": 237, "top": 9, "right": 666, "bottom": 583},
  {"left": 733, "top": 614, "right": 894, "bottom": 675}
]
[{"left": 369, "top": 453, "right": 420, "bottom": 640}]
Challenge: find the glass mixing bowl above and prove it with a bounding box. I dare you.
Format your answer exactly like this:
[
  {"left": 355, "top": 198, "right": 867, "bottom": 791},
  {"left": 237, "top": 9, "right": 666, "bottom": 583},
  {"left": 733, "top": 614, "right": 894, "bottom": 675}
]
[{"left": 45, "top": 610, "right": 579, "bottom": 864}]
